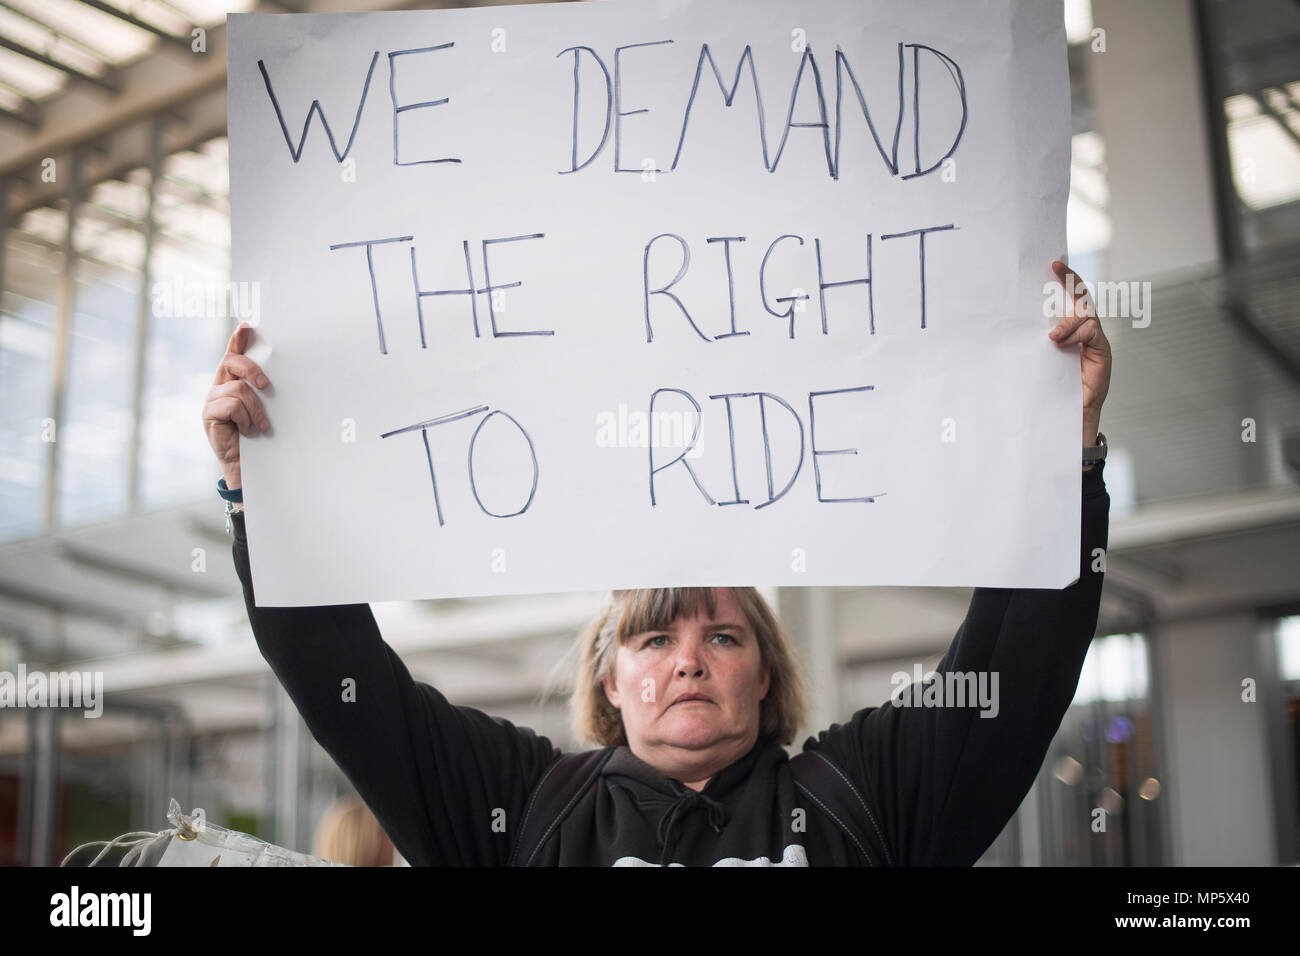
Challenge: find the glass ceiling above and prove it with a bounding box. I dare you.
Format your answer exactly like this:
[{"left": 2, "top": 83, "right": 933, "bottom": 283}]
[{"left": 0, "top": 0, "right": 254, "bottom": 119}]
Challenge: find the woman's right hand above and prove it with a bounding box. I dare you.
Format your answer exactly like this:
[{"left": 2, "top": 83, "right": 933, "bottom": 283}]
[{"left": 202, "top": 323, "right": 272, "bottom": 490}]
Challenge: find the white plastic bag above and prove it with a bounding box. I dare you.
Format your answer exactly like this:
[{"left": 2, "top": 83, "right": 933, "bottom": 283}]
[{"left": 61, "top": 798, "right": 347, "bottom": 867}]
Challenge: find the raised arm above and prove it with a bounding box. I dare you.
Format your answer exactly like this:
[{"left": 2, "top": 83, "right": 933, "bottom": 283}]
[
  {"left": 230, "top": 514, "right": 558, "bottom": 864},
  {"left": 206, "top": 324, "right": 558, "bottom": 865},
  {"left": 804, "top": 260, "right": 1114, "bottom": 865},
  {"left": 806, "top": 462, "right": 1109, "bottom": 864}
]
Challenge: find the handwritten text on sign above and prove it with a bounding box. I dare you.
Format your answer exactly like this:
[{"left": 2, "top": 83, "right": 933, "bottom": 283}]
[{"left": 227, "top": 0, "right": 1077, "bottom": 606}]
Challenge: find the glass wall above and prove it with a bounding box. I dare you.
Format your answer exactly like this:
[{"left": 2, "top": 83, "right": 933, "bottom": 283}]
[
  {"left": 1277, "top": 614, "right": 1300, "bottom": 863},
  {"left": 141, "top": 139, "right": 234, "bottom": 511},
  {"left": 1042, "top": 633, "right": 1164, "bottom": 866},
  {"left": 0, "top": 131, "right": 233, "bottom": 540},
  {"left": 1208, "top": 0, "right": 1300, "bottom": 253},
  {"left": 1064, "top": 0, "right": 1111, "bottom": 281},
  {"left": 0, "top": 207, "right": 63, "bottom": 539},
  {"left": 56, "top": 216, "right": 142, "bottom": 528}
]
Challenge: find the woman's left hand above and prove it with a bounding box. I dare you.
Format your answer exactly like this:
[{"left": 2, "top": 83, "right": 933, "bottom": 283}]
[{"left": 1048, "top": 259, "right": 1112, "bottom": 447}]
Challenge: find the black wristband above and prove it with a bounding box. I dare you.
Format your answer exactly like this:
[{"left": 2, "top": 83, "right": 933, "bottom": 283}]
[{"left": 218, "top": 476, "right": 243, "bottom": 503}]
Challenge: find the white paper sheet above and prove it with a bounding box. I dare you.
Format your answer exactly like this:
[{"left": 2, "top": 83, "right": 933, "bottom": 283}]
[{"left": 226, "top": 0, "right": 1076, "bottom": 606}]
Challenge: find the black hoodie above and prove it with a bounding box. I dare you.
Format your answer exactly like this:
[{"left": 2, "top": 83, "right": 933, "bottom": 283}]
[{"left": 232, "top": 461, "right": 1108, "bottom": 866}]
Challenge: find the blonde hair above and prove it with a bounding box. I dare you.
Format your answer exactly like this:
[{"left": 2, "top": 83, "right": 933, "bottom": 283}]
[
  {"left": 313, "top": 795, "right": 394, "bottom": 866},
  {"left": 569, "top": 588, "right": 810, "bottom": 748}
]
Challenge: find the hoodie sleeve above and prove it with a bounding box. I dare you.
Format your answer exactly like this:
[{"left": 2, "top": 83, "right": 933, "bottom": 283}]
[
  {"left": 803, "top": 461, "right": 1110, "bottom": 865},
  {"left": 230, "top": 511, "right": 560, "bottom": 865}
]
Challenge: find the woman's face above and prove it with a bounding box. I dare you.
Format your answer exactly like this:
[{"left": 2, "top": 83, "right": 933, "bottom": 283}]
[{"left": 602, "top": 588, "right": 770, "bottom": 777}]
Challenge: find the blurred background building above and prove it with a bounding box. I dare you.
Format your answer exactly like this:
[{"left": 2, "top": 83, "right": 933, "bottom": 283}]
[{"left": 0, "top": 0, "right": 1297, "bottom": 866}]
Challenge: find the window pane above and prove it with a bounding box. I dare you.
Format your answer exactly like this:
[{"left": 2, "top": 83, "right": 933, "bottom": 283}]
[
  {"left": 140, "top": 138, "right": 233, "bottom": 510},
  {"left": 1209, "top": 0, "right": 1300, "bottom": 251},
  {"left": 56, "top": 253, "right": 139, "bottom": 527},
  {"left": 0, "top": 216, "right": 63, "bottom": 539}
]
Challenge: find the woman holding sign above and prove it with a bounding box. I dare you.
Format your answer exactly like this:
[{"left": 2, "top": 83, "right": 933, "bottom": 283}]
[{"left": 201, "top": 259, "right": 1111, "bottom": 866}]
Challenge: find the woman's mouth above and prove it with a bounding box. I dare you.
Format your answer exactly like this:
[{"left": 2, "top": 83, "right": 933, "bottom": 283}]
[{"left": 672, "top": 694, "right": 714, "bottom": 707}]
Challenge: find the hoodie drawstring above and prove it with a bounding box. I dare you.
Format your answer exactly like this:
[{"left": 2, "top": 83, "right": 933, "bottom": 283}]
[{"left": 655, "top": 790, "right": 730, "bottom": 866}]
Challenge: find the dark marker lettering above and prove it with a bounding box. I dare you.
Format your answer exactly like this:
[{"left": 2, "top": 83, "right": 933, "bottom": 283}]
[
  {"left": 557, "top": 46, "right": 613, "bottom": 174},
  {"left": 808, "top": 386, "right": 883, "bottom": 503},
  {"left": 758, "top": 234, "right": 809, "bottom": 338},
  {"left": 381, "top": 405, "right": 490, "bottom": 526},
  {"left": 410, "top": 240, "right": 480, "bottom": 343},
  {"left": 258, "top": 53, "right": 380, "bottom": 163},
  {"left": 707, "top": 236, "right": 749, "bottom": 339},
  {"left": 815, "top": 234, "right": 874, "bottom": 335},
  {"left": 753, "top": 392, "right": 805, "bottom": 509},
  {"left": 707, "top": 392, "right": 751, "bottom": 506},
  {"left": 643, "top": 233, "right": 712, "bottom": 343},
  {"left": 903, "top": 44, "right": 967, "bottom": 180},
  {"left": 880, "top": 224, "right": 956, "bottom": 329},
  {"left": 481, "top": 234, "right": 553, "bottom": 337},
  {"left": 468, "top": 410, "right": 539, "bottom": 517},
  {"left": 614, "top": 40, "right": 673, "bottom": 173},
  {"left": 388, "top": 43, "right": 461, "bottom": 167},
  {"left": 328, "top": 235, "right": 414, "bottom": 354},
  {"left": 648, "top": 388, "right": 715, "bottom": 506},
  {"left": 673, "top": 44, "right": 772, "bottom": 171},
  {"left": 770, "top": 46, "right": 833, "bottom": 175},
  {"left": 832, "top": 44, "right": 904, "bottom": 179}
]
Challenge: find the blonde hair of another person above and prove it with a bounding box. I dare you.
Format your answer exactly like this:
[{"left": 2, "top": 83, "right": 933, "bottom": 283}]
[{"left": 313, "top": 795, "right": 396, "bottom": 866}]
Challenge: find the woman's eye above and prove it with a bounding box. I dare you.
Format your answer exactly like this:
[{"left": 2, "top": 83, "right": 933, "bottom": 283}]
[{"left": 643, "top": 633, "right": 735, "bottom": 647}]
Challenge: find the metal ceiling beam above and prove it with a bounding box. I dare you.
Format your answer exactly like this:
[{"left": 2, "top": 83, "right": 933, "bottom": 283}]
[
  {"left": 75, "top": 0, "right": 194, "bottom": 53},
  {"left": 153, "top": 225, "right": 228, "bottom": 258},
  {"left": 0, "top": 75, "right": 40, "bottom": 122},
  {"left": 1108, "top": 487, "right": 1300, "bottom": 552},
  {"left": 185, "top": 515, "right": 236, "bottom": 549},
  {"left": 7, "top": 223, "right": 138, "bottom": 274},
  {"left": 157, "top": 171, "right": 229, "bottom": 209},
  {"left": 8, "top": 89, "right": 226, "bottom": 219},
  {"left": 77, "top": 199, "right": 145, "bottom": 232},
  {"left": 0, "top": 575, "right": 141, "bottom": 631},
  {"left": 61, "top": 592, "right": 602, "bottom": 692},
  {"left": 0, "top": 98, "right": 41, "bottom": 129},
  {"left": 1249, "top": 90, "right": 1300, "bottom": 152},
  {"left": 1217, "top": 298, "right": 1300, "bottom": 391},
  {"left": 1104, "top": 554, "right": 1187, "bottom": 594},
  {"left": 58, "top": 542, "right": 226, "bottom": 599},
  {"left": 0, "top": 35, "right": 120, "bottom": 94},
  {"left": 1222, "top": 36, "right": 1300, "bottom": 97},
  {"left": 0, "top": 0, "right": 127, "bottom": 75},
  {"left": 0, "top": 0, "right": 515, "bottom": 182},
  {"left": 0, "top": 21, "right": 224, "bottom": 181}
]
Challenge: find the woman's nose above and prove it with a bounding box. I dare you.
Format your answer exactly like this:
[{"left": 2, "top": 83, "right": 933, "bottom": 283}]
[{"left": 675, "top": 642, "right": 706, "bottom": 677}]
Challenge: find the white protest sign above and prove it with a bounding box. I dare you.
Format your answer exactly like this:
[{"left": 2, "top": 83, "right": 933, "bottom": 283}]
[{"left": 227, "top": 0, "right": 1076, "bottom": 607}]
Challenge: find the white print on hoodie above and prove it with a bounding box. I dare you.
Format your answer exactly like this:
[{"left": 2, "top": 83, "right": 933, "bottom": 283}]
[{"left": 613, "top": 844, "right": 809, "bottom": 867}]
